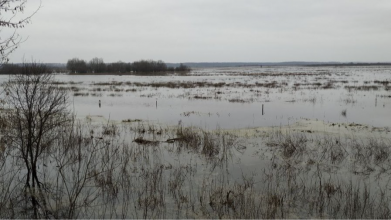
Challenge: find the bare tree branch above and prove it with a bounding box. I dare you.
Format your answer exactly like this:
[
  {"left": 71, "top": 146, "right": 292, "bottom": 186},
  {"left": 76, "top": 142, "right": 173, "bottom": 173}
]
[{"left": 0, "top": 0, "right": 40, "bottom": 64}]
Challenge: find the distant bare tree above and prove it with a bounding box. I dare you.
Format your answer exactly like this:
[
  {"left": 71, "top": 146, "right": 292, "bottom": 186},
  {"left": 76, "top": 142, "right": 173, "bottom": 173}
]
[
  {"left": 132, "top": 59, "right": 168, "bottom": 73},
  {"left": 0, "top": 62, "right": 50, "bottom": 75},
  {"left": 67, "top": 57, "right": 88, "bottom": 74},
  {"left": 88, "top": 57, "right": 106, "bottom": 73},
  {"left": 0, "top": 0, "right": 40, "bottom": 63},
  {"left": 175, "top": 63, "right": 190, "bottom": 72},
  {"left": 106, "top": 61, "right": 131, "bottom": 73}
]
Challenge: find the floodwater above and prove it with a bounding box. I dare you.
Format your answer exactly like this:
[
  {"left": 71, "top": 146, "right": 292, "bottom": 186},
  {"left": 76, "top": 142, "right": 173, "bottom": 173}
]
[
  {"left": 1, "top": 66, "right": 391, "bottom": 218},
  {"left": 28, "top": 65, "right": 391, "bottom": 129}
]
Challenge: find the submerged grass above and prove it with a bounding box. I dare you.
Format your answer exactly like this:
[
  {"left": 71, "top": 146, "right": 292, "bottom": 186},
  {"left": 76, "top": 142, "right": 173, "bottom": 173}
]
[{"left": 1, "top": 112, "right": 390, "bottom": 218}]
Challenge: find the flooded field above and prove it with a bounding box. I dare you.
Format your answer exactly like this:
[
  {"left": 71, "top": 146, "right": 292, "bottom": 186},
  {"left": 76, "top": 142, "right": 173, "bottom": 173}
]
[
  {"left": 0, "top": 66, "right": 391, "bottom": 218},
  {"left": 32, "top": 65, "right": 391, "bottom": 128}
]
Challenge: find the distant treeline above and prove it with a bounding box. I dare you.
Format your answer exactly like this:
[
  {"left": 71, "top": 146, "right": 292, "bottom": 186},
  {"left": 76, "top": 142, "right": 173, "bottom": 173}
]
[
  {"left": 66, "top": 58, "right": 190, "bottom": 74},
  {"left": 0, "top": 63, "right": 60, "bottom": 75}
]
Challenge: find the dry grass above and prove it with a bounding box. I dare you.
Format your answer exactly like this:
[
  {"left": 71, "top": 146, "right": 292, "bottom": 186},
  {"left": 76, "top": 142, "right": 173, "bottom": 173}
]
[{"left": 1, "top": 110, "right": 390, "bottom": 218}]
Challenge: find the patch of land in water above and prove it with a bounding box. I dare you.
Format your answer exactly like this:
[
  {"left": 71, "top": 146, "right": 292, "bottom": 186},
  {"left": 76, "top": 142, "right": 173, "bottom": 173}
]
[{"left": 223, "top": 118, "right": 391, "bottom": 139}]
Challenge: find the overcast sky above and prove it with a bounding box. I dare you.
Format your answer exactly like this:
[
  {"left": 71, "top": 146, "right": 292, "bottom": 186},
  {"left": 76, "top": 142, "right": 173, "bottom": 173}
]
[{"left": 5, "top": 0, "right": 391, "bottom": 63}]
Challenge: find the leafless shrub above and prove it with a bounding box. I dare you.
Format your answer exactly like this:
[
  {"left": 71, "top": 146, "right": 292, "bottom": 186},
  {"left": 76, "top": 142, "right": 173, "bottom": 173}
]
[
  {"left": 174, "top": 127, "right": 202, "bottom": 151},
  {"left": 136, "top": 165, "right": 165, "bottom": 218},
  {"left": 369, "top": 138, "right": 390, "bottom": 165},
  {"left": 200, "top": 131, "right": 219, "bottom": 157},
  {"left": 102, "top": 123, "right": 118, "bottom": 136},
  {"left": 278, "top": 133, "right": 307, "bottom": 158},
  {"left": 2, "top": 67, "right": 71, "bottom": 218}
]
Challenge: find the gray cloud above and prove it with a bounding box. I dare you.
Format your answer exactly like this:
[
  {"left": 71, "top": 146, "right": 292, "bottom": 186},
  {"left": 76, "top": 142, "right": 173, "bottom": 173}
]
[{"left": 7, "top": 0, "right": 391, "bottom": 63}]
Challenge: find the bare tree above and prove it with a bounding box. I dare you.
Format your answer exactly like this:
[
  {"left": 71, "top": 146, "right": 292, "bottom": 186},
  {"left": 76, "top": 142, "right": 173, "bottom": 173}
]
[
  {"left": 3, "top": 62, "right": 70, "bottom": 218},
  {"left": 66, "top": 57, "right": 88, "bottom": 74},
  {"left": 0, "top": 0, "right": 39, "bottom": 63},
  {"left": 1, "top": 62, "right": 126, "bottom": 218},
  {"left": 88, "top": 57, "right": 106, "bottom": 73}
]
